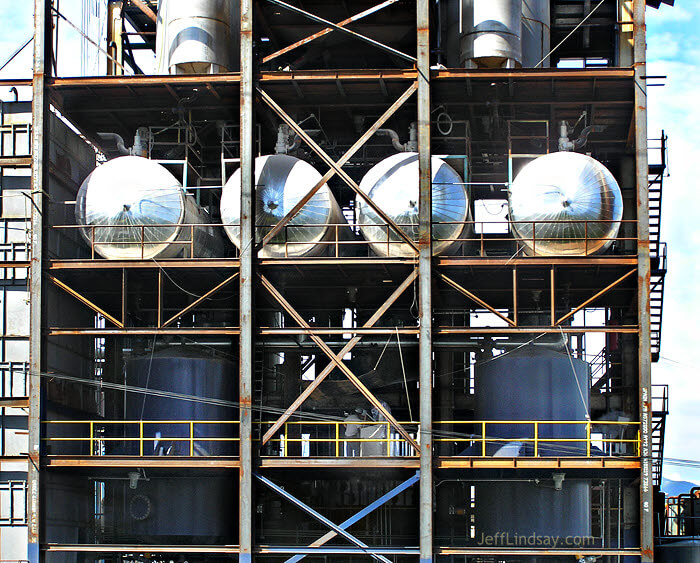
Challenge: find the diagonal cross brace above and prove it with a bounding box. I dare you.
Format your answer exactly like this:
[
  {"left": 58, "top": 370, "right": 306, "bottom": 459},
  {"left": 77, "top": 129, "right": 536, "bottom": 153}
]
[
  {"left": 254, "top": 472, "right": 393, "bottom": 563},
  {"left": 259, "top": 273, "right": 419, "bottom": 451},
  {"left": 261, "top": 269, "right": 417, "bottom": 445},
  {"left": 263, "top": 0, "right": 399, "bottom": 64},
  {"left": 47, "top": 274, "right": 124, "bottom": 328},
  {"left": 260, "top": 81, "right": 418, "bottom": 249},
  {"left": 438, "top": 272, "right": 516, "bottom": 327},
  {"left": 285, "top": 471, "right": 420, "bottom": 562},
  {"left": 556, "top": 269, "right": 636, "bottom": 325},
  {"left": 258, "top": 87, "right": 419, "bottom": 253},
  {"left": 264, "top": 0, "right": 416, "bottom": 63},
  {"left": 160, "top": 272, "right": 239, "bottom": 328}
]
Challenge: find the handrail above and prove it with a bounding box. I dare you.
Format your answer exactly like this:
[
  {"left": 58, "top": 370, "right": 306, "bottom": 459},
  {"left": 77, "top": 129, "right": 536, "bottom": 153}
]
[
  {"left": 43, "top": 419, "right": 641, "bottom": 459},
  {"left": 51, "top": 219, "right": 641, "bottom": 260}
]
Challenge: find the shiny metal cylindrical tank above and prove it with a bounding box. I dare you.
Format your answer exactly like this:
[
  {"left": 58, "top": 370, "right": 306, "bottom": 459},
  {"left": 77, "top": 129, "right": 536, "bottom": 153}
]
[
  {"left": 475, "top": 346, "right": 590, "bottom": 457},
  {"left": 356, "top": 152, "right": 470, "bottom": 257},
  {"left": 155, "top": 0, "right": 241, "bottom": 74},
  {"left": 460, "top": 0, "right": 523, "bottom": 68},
  {"left": 124, "top": 349, "right": 236, "bottom": 456},
  {"left": 656, "top": 539, "right": 700, "bottom": 562},
  {"left": 220, "top": 154, "right": 345, "bottom": 258},
  {"left": 522, "top": 0, "right": 551, "bottom": 67},
  {"left": 76, "top": 156, "right": 223, "bottom": 260},
  {"left": 509, "top": 152, "right": 623, "bottom": 256}
]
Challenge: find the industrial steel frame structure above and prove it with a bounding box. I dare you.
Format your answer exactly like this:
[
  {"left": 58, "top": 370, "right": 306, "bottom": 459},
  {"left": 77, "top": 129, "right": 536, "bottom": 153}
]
[{"left": 0, "top": 0, "right": 673, "bottom": 561}]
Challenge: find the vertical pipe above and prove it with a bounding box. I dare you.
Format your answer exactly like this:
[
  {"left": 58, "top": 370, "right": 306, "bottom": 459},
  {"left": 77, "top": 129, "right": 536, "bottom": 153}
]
[
  {"left": 239, "top": 0, "right": 255, "bottom": 560},
  {"left": 633, "top": 1, "right": 653, "bottom": 560},
  {"left": 417, "top": 0, "right": 432, "bottom": 560},
  {"left": 28, "top": 2, "right": 50, "bottom": 562}
]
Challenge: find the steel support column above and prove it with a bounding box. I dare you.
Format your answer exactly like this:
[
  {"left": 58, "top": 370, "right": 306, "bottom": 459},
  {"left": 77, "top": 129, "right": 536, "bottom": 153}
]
[
  {"left": 239, "top": 0, "right": 255, "bottom": 561},
  {"left": 29, "top": 2, "right": 51, "bottom": 562},
  {"left": 417, "top": 0, "right": 433, "bottom": 560},
  {"left": 633, "top": 0, "right": 653, "bottom": 560}
]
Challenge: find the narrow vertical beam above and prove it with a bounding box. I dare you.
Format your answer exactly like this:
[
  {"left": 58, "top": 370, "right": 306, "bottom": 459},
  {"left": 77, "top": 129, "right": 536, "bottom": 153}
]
[
  {"left": 239, "top": 0, "right": 255, "bottom": 561},
  {"left": 416, "top": 1, "right": 433, "bottom": 561},
  {"left": 28, "top": 2, "right": 51, "bottom": 562},
  {"left": 633, "top": 1, "right": 653, "bottom": 560}
]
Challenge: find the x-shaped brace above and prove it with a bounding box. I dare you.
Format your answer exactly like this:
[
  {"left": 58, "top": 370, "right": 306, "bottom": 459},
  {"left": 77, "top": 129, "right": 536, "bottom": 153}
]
[
  {"left": 263, "top": 0, "right": 416, "bottom": 64},
  {"left": 259, "top": 271, "right": 419, "bottom": 450},
  {"left": 263, "top": 0, "right": 400, "bottom": 64},
  {"left": 255, "top": 472, "right": 397, "bottom": 563},
  {"left": 285, "top": 471, "right": 420, "bottom": 562},
  {"left": 258, "top": 85, "right": 419, "bottom": 253}
]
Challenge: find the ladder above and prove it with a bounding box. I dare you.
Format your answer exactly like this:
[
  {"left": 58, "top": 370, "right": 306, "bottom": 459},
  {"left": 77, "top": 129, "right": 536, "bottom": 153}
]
[
  {"left": 651, "top": 384, "right": 669, "bottom": 487},
  {"left": 648, "top": 133, "right": 668, "bottom": 362}
]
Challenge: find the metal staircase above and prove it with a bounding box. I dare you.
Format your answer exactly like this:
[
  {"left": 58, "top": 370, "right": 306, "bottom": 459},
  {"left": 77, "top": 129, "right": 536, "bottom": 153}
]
[
  {"left": 651, "top": 384, "right": 669, "bottom": 487},
  {"left": 649, "top": 133, "right": 668, "bottom": 363}
]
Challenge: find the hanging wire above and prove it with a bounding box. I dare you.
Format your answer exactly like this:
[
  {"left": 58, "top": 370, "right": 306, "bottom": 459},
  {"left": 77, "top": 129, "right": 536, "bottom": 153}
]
[
  {"left": 395, "top": 327, "right": 413, "bottom": 422},
  {"left": 559, "top": 326, "right": 591, "bottom": 421}
]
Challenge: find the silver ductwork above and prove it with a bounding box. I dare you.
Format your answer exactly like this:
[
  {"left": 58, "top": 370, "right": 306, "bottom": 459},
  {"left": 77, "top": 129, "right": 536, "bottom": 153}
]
[
  {"left": 155, "top": 0, "right": 240, "bottom": 75},
  {"left": 508, "top": 152, "right": 623, "bottom": 256},
  {"left": 356, "top": 152, "right": 470, "bottom": 257},
  {"left": 522, "top": 0, "right": 551, "bottom": 67},
  {"left": 76, "top": 156, "right": 223, "bottom": 260},
  {"left": 220, "top": 154, "right": 345, "bottom": 258},
  {"left": 445, "top": 1, "right": 550, "bottom": 68}
]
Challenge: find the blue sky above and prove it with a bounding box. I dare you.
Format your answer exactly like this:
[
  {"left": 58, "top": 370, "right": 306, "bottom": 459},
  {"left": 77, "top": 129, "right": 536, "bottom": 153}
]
[
  {"left": 646, "top": 2, "right": 700, "bottom": 484},
  {"left": 0, "top": 1, "right": 697, "bottom": 481}
]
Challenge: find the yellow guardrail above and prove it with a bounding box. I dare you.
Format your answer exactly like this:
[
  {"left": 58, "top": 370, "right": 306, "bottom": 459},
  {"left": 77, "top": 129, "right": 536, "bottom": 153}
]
[
  {"left": 435, "top": 420, "right": 641, "bottom": 457},
  {"left": 43, "top": 420, "right": 240, "bottom": 456},
  {"left": 42, "top": 419, "right": 640, "bottom": 458}
]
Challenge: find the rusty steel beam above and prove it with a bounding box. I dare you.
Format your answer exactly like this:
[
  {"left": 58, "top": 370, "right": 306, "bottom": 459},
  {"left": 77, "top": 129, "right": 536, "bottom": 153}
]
[
  {"left": 259, "top": 273, "right": 419, "bottom": 450},
  {"left": 47, "top": 274, "right": 124, "bottom": 328},
  {"left": 634, "top": 0, "right": 653, "bottom": 560},
  {"left": 28, "top": 2, "right": 51, "bottom": 562},
  {"left": 436, "top": 326, "right": 639, "bottom": 335},
  {"left": 437, "top": 272, "right": 516, "bottom": 327},
  {"left": 129, "top": 0, "right": 157, "bottom": 23},
  {"left": 435, "top": 457, "right": 641, "bottom": 470},
  {"left": 43, "top": 456, "right": 240, "bottom": 468},
  {"left": 264, "top": 0, "right": 415, "bottom": 63},
  {"left": 263, "top": 0, "right": 399, "bottom": 64},
  {"left": 238, "top": 2, "right": 255, "bottom": 561},
  {"left": 261, "top": 269, "right": 417, "bottom": 445},
  {"left": 160, "top": 272, "right": 239, "bottom": 328},
  {"left": 556, "top": 269, "right": 636, "bottom": 325},
  {"left": 260, "top": 81, "right": 418, "bottom": 249},
  {"left": 416, "top": 0, "right": 433, "bottom": 560},
  {"left": 258, "top": 87, "right": 419, "bottom": 252},
  {"left": 49, "top": 258, "right": 241, "bottom": 269}
]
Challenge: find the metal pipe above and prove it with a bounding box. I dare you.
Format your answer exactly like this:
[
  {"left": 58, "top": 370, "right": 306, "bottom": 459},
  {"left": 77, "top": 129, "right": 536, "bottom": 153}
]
[
  {"left": 376, "top": 128, "right": 407, "bottom": 152},
  {"left": 96, "top": 132, "right": 130, "bottom": 155}
]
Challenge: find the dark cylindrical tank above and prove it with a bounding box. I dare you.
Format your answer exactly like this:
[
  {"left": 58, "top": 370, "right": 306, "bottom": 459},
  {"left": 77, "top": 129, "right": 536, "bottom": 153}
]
[
  {"left": 476, "top": 480, "right": 592, "bottom": 546},
  {"left": 108, "top": 476, "right": 235, "bottom": 543},
  {"left": 123, "top": 349, "right": 236, "bottom": 456},
  {"left": 474, "top": 347, "right": 592, "bottom": 549},
  {"left": 476, "top": 346, "right": 590, "bottom": 456},
  {"left": 656, "top": 539, "right": 700, "bottom": 562}
]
